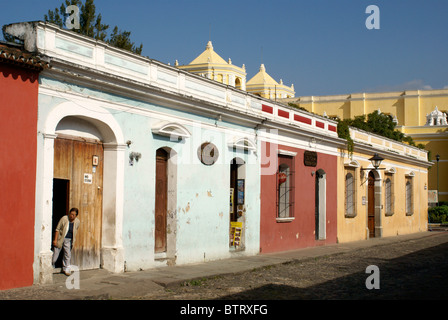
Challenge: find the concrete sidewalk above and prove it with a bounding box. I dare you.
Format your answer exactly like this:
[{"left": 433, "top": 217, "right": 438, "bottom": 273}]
[{"left": 0, "top": 231, "right": 443, "bottom": 300}]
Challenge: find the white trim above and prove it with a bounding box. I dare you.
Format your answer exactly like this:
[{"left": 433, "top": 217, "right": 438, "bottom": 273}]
[
  {"left": 278, "top": 149, "right": 297, "bottom": 157},
  {"left": 228, "top": 137, "right": 256, "bottom": 151},
  {"left": 151, "top": 121, "right": 192, "bottom": 139},
  {"left": 406, "top": 171, "right": 416, "bottom": 177},
  {"left": 276, "top": 217, "right": 295, "bottom": 223},
  {"left": 344, "top": 159, "right": 360, "bottom": 168}
]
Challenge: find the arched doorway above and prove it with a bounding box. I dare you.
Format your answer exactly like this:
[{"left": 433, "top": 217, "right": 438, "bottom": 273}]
[
  {"left": 37, "top": 101, "right": 125, "bottom": 284},
  {"left": 315, "top": 169, "right": 326, "bottom": 240},
  {"left": 368, "top": 171, "right": 375, "bottom": 238},
  {"left": 52, "top": 131, "right": 104, "bottom": 270},
  {"left": 230, "top": 157, "right": 245, "bottom": 250},
  {"left": 154, "top": 147, "right": 177, "bottom": 262},
  {"left": 155, "top": 148, "right": 168, "bottom": 253},
  {"left": 367, "top": 170, "right": 382, "bottom": 238}
]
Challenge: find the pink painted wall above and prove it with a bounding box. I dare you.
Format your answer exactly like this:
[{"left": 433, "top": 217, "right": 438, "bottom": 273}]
[
  {"left": 260, "top": 142, "right": 337, "bottom": 253},
  {"left": 0, "top": 63, "right": 39, "bottom": 290}
]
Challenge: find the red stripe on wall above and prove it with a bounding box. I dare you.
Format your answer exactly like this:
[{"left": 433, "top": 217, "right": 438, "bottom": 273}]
[
  {"left": 262, "top": 104, "right": 273, "bottom": 114},
  {"left": 316, "top": 121, "right": 325, "bottom": 129},
  {"left": 278, "top": 109, "right": 289, "bottom": 118},
  {"left": 329, "top": 125, "right": 337, "bottom": 132},
  {"left": 294, "top": 114, "right": 312, "bottom": 125}
]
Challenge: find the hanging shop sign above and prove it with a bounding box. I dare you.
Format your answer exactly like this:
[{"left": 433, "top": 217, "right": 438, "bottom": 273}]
[
  {"left": 304, "top": 150, "right": 317, "bottom": 167},
  {"left": 278, "top": 172, "right": 287, "bottom": 185},
  {"left": 197, "top": 142, "right": 219, "bottom": 165}
]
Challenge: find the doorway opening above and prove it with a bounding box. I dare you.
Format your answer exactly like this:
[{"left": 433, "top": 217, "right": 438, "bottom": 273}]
[
  {"left": 52, "top": 178, "right": 70, "bottom": 269},
  {"left": 154, "top": 147, "right": 177, "bottom": 262},
  {"left": 230, "top": 157, "right": 246, "bottom": 251},
  {"left": 155, "top": 148, "right": 168, "bottom": 254},
  {"left": 315, "top": 169, "right": 326, "bottom": 240},
  {"left": 53, "top": 136, "right": 104, "bottom": 270},
  {"left": 368, "top": 171, "right": 375, "bottom": 238}
]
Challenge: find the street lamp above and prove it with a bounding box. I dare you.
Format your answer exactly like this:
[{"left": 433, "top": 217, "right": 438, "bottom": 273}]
[
  {"left": 361, "top": 153, "right": 385, "bottom": 171},
  {"left": 369, "top": 153, "right": 384, "bottom": 170},
  {"left": 436, "top": 154, "right": 440, "bottom": 206}
]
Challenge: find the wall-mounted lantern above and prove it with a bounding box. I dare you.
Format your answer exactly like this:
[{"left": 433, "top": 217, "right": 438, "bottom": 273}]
[{"left": 361, "top": 153, "right": 385, "bottom": 171}]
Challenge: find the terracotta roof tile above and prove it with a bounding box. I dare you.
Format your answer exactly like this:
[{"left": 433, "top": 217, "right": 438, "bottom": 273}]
[{"left": 0, "top": 42, "right": 49, "bottom": 71}]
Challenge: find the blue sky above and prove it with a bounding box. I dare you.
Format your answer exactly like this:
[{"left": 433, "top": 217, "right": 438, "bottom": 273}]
[{"left": 1, "top": 0, "right": 447, "bottom": 96}]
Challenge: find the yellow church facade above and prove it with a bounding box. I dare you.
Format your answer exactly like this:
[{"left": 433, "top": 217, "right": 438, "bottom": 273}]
[
  {"left": 177, "top": 41, "right": 247, "bottom": 90},
  {"left": 284, "top": 89, "right": 448, "bottom": 203}
]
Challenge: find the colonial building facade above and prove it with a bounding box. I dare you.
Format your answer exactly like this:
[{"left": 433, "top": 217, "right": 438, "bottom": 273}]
[
  {"left": 284, "top": 90, "right": 447, "bottom": 203},
  {"left": 2, "top": 21, "right": 431, "bottom": 288}
]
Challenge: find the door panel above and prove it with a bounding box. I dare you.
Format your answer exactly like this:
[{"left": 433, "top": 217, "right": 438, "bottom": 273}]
[
  {"left": 53, "top": 137, "right": 103, "bottom": 270},
  {"left": 368, "top": 174, "right": 375, "bottom": 238},
  {"left": 155, "top": 149, "right": 168, "bottom": 253}
]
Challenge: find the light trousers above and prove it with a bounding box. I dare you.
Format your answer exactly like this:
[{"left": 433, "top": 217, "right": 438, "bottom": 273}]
[{"left": 52, "top": 238, "right": 72, "bottom": 272}]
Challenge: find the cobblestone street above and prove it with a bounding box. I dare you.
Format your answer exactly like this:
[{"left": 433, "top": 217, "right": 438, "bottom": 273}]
[{"left": 132, "top": 231, "right": 448, "bottom": 300}]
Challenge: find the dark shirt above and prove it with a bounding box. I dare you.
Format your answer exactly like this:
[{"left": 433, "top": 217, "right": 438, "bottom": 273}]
[{"left": 65, "top": 222, "right": 74, "bottom": 239}]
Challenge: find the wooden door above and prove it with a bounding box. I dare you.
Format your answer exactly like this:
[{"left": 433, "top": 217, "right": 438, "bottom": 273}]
[
  {"left": 155, "top": 149, "right": 168, "bottom": 253},
  {"left": 53, "top": 136, "right": 103, "bottom": 270},
  {"left": 368, "top": 172, "right": 375, "bottom": 238}
]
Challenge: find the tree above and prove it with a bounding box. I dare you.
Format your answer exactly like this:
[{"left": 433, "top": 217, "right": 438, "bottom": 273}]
[
  {"left": 108, "top": 26, "right": 143, "bottom": 55},
  {"left": 44, "top": 0, "right": 142, "bottom": 54},
  {"left": 336, "top": 110, "right": 424, "bottom": 149}
]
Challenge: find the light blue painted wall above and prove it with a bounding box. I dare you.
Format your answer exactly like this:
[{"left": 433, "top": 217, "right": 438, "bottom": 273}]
[{"left": 39, "top": 77, "right": 260, "bottom": 271}]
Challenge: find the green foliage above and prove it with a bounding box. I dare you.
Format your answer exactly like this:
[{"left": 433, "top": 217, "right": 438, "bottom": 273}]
[
  {"left": 288, "top": 102, "right": 309, "bottom": 113},
  {"left": 108, "top": 26, "right": 143, "bottom": 55},
  {"left": 44, "top": 0, "right": 143, "bottom": 55},
  {"left": 336, "top": 110, "right": 425, "bottom": 153},
  {"left": 428, "top": 205, "right": 448, "bottom": 223},
  {"left": 336, "top": 120, "right": 354, "bottom": 156}
]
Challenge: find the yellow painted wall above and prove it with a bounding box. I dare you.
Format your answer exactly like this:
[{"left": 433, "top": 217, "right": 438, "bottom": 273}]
[
  {"left": 284, "top": 89, "right": 448, "bottom": 202},
  {"left": 337, "top": 149, "right": 428, "bottom": 243}
]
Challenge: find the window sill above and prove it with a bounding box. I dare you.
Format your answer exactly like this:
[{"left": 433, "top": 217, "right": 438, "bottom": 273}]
[
  {"left": 276, "top": 217, "right": 295, "bottom": 223},
  {"left": 344, "top": 213, "right": 357, "bottom": 218}
]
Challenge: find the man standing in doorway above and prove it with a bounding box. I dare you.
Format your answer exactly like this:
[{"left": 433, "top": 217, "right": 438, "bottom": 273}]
[{"left": 52, "top": 208, "right": 80, "bottom": 276}]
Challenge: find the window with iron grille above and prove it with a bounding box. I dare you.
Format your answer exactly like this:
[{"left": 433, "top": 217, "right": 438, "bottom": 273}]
[
  {"left": 276, "top": 155, "right": 295, "bottom": 219},
  {"left": 345, "top": 168, "right": 356, "bottom": 217},
  {"left": 384, "top": 174, "right": 394, "bottom": 216},
  {"left": 406, "top": 177, "right": 413, "bottom": 215}
]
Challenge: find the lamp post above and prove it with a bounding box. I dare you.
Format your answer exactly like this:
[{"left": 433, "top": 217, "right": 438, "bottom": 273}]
[
  {"left": 436, "top": 154, "right": 440, "bottom": 206},
  {"left": 369, "top": 153, "right": 384, "bottom": 170}
]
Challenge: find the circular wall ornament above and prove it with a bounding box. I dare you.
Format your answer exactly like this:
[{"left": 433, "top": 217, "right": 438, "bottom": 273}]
[{"left": 197, "top": 142, "right": 219, "bottom": 165}]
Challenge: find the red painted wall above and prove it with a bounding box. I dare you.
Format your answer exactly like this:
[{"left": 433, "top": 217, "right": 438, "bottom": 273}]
[
  {"left": 0, "top": 63, "right": 39, "bottom": 290},
  {"left": 260, "top": 142, "right": 337, "bottom": 254}
]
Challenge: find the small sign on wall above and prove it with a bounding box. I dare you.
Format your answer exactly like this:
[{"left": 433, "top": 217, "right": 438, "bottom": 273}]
[
  {"left": 304, "top": 150, "right": 317, "bottom": 167},
  {"left": 84, "top": 173, "right": 93, "bottom": 184}
]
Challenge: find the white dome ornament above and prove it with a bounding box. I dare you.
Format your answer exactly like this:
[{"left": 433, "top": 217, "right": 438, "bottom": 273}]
[{"left": 425, "top": 106, "right": 448, "bottom": 126}]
